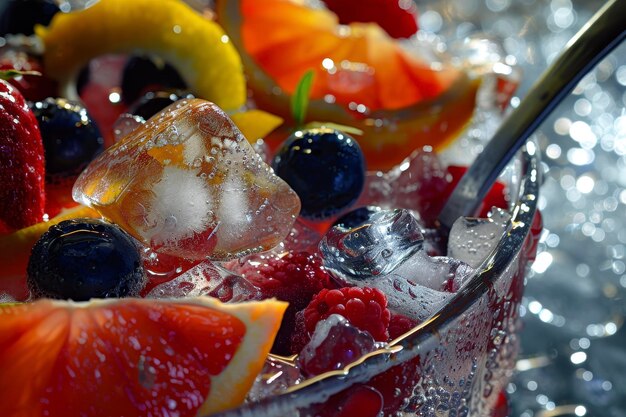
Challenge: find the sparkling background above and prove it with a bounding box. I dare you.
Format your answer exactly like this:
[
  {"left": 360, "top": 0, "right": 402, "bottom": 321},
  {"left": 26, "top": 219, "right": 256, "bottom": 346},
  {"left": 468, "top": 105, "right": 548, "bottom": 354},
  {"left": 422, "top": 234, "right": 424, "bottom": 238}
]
[{"left": 418, "top": 1, "right": 626, "bottom": 416}]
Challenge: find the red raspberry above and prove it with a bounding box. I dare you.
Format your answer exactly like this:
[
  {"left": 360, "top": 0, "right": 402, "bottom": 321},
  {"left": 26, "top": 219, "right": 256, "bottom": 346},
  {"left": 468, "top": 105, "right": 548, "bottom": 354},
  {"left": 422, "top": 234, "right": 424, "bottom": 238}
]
[
  {"left": 304, "top": 287, "right": 391, "bottom": 342},
  {"left": 238, "top": 251, "right": 334, "bottom": 354},
  {"left": 241, "top": 251, "right": 333, "bottom": 308},
  {"left": 388, "top": 312, "right": 420, "bottom": 340},
  {"left": 493, "top": 391, "right": 510, "bottom": 417}
]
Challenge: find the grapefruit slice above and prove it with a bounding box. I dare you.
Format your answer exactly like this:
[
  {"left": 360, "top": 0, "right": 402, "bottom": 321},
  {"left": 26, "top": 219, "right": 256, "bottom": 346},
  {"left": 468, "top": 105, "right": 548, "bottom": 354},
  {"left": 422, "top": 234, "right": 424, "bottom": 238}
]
[
  {"left": 216, "top": 0, "right": 480, "bottom": 170},
  {"left": 0, "top": 205, "right": 101, "bottom": 300},
  {"left": 0, "top": 296, "right": 286, "bottom": 417}
]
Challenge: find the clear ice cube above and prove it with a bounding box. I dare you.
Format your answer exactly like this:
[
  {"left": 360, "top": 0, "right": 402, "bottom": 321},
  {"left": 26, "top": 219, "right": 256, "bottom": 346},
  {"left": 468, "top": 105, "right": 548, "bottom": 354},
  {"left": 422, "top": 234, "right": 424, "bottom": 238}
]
[
  {"left": 0, "top": 293, "right": 16, "bottom": 303},
  {"left": 247, "top": 356, "right": 303, "bottom": 402},
  {"left": 112, "top": 113, "right": 145, "bottom": 142},
  {"left": 447, "top": 208, "right": 511, "bottom": 268},
  {"left": 145, "top": 260, "right": 261, "bottom": 302},
  {"left": 321, "top": 208, "right": 475, "bottom": 320},
  {"left": 273, "top": 218, "right": 322, "bottom": 254},
  {"left": 297, "top": 314, "right": 378, "bottom": 377},
  {"left": 73, "top": 99, "right": 301, "bottom": 260},
  {"left": 320, "top": 209, "right": 424, "bottom": 279}
]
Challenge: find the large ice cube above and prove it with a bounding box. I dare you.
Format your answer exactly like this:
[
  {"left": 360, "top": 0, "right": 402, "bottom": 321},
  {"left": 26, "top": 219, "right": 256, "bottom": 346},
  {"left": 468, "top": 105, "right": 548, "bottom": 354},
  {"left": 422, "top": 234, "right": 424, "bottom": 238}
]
[
  {"left": 447, "top": 208, "right": 511, "bottom": 268},
  {"left": 145, "top": 260, "right": 261, "bottom": 302},
  {"left": 247, "top": 356, "right": 303, "bottom": 402},
  {"left": 320, "top": 209, "right": 424, "bottom": 279},
  {"left": 73, "top": 99, "right": 301, "bottom": 260},
  {"left": 320, "top": 208, "right": 475, "bottom": 320}
]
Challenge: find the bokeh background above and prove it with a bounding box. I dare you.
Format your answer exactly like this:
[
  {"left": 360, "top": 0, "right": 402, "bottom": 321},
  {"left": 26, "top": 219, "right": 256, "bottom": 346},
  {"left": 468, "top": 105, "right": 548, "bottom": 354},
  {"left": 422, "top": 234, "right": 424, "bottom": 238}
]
[{"left": 417, "top": 1, "right": 626, "bottom": 416}]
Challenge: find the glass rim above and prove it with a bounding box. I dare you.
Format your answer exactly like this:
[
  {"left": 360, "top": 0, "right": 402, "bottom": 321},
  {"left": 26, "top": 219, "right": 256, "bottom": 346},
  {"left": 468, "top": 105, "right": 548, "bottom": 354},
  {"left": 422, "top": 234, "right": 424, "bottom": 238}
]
[{"left": 209, "top": 143, "right": 542, "bottom": 417}]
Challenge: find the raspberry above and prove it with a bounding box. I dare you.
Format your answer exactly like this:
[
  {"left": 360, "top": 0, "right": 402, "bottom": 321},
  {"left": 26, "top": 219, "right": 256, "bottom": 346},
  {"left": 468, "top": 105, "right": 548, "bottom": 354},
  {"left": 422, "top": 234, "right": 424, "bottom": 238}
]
[
  {"left": 237, "top": 251, "right": 334, "bottom": 354},
  {"left": 304, "top": 287, "right": 391, "bottom": 342},
  {"left": 388, "top": 313, "right": 420, "bottom": 340}
]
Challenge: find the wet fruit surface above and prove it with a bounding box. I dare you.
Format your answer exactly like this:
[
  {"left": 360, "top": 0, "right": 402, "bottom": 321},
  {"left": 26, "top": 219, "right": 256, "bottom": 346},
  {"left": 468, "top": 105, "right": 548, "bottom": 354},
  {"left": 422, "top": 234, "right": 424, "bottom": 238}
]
[
  {"left": 0, "top": 79, "right": 46, "bottom": 231},
  {"left": 27, "top": 218, "right": 145, "bottom": 301},
  {"left": 272, "top": 128, "right": 365, "bottom": 220},
  {"left": 0, "top": 297, "right": 286, "bottom": 417},
  {"left": 31, "top": 98, "right": 104, "bottom": 179},
  {"left": 217, "top": 0, "right": 480, "bottom": 170}
]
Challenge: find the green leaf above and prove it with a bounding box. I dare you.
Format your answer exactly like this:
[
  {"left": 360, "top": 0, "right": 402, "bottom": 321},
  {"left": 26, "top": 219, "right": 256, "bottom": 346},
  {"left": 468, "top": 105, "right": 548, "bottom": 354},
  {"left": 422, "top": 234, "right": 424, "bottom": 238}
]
[
  {"left": 291, "top": 70, "right": 315, "bottom": 126},
  {"left": 0, "top": 69, "right": 41, "bottom": 80}
]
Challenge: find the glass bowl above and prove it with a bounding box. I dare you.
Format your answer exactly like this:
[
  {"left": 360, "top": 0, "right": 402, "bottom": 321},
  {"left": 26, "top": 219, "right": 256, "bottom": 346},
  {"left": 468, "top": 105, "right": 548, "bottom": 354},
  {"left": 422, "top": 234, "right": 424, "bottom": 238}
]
[{"left": 208, "top": 143, "right": 541, "bottom": 417}]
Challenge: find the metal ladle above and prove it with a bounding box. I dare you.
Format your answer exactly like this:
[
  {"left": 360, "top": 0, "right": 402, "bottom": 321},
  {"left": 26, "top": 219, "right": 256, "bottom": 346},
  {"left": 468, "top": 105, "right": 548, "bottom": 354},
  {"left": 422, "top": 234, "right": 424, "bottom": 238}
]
[
  {"left": 437, "top": 0, "right": 626, "bottom": 231},
  {"left": 209, "top": 2, "right": 626, "bottom": 416}
]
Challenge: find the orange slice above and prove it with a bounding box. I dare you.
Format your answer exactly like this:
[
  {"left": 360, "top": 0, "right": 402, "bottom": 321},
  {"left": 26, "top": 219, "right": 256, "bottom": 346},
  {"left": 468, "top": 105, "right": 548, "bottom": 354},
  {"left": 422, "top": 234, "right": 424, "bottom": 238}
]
[
  {"left": 217, "top": 0, "right": 480, "bottom": 170},
  {"left": 0, "top": 205, "right": 101, "bottom": 300},
  {"left": 0, "top": 296, "right": 287, "bottom": 417}
]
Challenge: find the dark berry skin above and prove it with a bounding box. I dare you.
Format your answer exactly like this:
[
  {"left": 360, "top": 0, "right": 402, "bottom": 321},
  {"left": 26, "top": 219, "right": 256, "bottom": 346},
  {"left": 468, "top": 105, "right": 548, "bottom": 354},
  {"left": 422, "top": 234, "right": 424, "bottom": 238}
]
[
  {"left": 333, "top": 205, "right": 382, "bottom": 229},
  {"left": 272, "top": 128, "right": 366, "bottom": 220},
  {"left": 27, "top": 218, "right": 145, "bottom": 301},
  {"left": 121, "top": 56, "right": 187, "bottom": 105},
  {"left": 0, "top": 0, "right": 59, "bottom": 36},
  {"left": 129, "top": 90, "right": 195, "bottom": 120},
  {"left": 30, "top": 98, "right": 104, "bottom": 181}
]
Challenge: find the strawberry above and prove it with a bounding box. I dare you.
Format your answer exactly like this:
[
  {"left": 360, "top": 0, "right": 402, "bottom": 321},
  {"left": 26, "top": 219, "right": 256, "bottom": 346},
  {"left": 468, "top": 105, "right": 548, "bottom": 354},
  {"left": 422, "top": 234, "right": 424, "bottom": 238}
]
[
  {"left": 0, "top": 77, "right": 45, "bottom": 231},
  {"left": 0, "top": 49, "right": 58, "bottom": 101}
]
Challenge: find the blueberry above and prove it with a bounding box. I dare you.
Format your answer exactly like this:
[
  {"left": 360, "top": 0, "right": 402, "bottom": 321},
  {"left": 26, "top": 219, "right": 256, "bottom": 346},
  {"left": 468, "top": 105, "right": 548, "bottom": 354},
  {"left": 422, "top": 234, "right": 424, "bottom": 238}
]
[
  {"left": 0, "top": 0, "right": 59, "bottom": 36},
  {"left": 30, "top": 98, "right": 104, "bottom": 181},
  {"left": 27, "top": 218, "right": 145, "bottom": 301},
  {"left": 129, "top": 90, "right": 195, "bottom": 120},
  {"left": 121, "top": 56, "right": 187, "bottom": 105},
  {"left": 332, "top": 206, "right": 382, "bottom": 229},
  {"left": 272, "top": 128, "right": 366, "bottom": 220}
]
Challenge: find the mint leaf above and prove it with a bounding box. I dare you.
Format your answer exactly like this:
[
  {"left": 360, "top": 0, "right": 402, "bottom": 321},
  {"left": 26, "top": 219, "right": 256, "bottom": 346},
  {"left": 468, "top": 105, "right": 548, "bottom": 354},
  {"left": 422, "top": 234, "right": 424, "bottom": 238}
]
[{"left": 291, "top": 70, "right": 314, "bottom": 126}]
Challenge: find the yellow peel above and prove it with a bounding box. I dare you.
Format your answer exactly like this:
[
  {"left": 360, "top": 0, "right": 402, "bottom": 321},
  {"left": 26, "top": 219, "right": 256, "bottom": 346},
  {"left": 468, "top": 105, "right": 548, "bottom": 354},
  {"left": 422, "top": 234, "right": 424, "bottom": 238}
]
[
  {"left": 36, "top": 0, "right": 246, "bottom": 110},
  {"left": 230, "top": 109, "right": 284, "bottom": 142}
]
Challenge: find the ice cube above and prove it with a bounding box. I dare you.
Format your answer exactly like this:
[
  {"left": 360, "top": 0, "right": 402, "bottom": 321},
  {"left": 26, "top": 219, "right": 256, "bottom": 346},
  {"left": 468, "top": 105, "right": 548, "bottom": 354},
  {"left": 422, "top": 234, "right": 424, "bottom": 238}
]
[
  {"left": 320, "top": 209, "right": 424, "bottom": 279},
  {"left": 145, "top": 260, "right": 261, "bottom": 302},
  {"left": 321, "top": 208, "right": 475, "bottom": 320},
  {"left": 73, "top": 99, "right": 301, "bottom": 260},
  {"left": 113, "top": 113, "right": 145, "bottom": 142},
  {"left": 252, "top": 138, "right": 271, "bottom": 164},
  {"left": 247, "top": 356, "right": 303, "bottom": 402},
  {"left": 297, "top": 314, "right": 378, "bottom": 377},
  {"left": 447, "top": 208, "right": 511, "bottom": 268}
]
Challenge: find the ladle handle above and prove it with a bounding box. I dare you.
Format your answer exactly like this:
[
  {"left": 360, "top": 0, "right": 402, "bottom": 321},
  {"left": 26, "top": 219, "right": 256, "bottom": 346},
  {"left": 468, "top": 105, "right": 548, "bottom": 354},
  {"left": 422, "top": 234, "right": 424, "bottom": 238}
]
[{"left": 438, "top": 0, "right": 626, "bottom": 231}]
